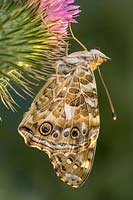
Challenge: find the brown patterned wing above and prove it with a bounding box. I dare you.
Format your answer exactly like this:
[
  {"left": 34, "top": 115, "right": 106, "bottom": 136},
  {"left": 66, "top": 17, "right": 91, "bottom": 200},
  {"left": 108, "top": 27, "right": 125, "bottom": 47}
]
[
  {"left": 18, "top": 58, "right": 100, "bottom": 187},
  {"left": 50, "top": 141, "right": 97, "bottom": 188}
]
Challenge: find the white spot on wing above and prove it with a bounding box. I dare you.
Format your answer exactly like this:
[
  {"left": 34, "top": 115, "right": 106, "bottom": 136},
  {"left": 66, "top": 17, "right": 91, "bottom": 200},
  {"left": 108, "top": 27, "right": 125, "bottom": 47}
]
[
  {"left": 67, "top": 158, "right": 72, "bottom": 164},
  {"left": 82, "top": 122, "right": 87, "bottom": 132},
  {"left": 65, "top": 172, "right": 82, "bottom": 182},
  {"left": 65, "top": 103, "right": 75, "bottom": 120},
  {"left": 73, "top": 164, "right": 78, "bottom": 170}
]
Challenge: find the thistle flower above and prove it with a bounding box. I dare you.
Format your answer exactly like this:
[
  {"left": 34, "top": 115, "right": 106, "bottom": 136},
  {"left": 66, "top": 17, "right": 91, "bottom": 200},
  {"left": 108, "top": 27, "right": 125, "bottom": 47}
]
[
  {"left": 0, "top": 0, "right": 55, "bottom": 111},
  {"left": 36, "top": 0, "right": 81, "bottom": 43},
  {"left": 0, "top": 0, "right": 80, "bottom": 111}
]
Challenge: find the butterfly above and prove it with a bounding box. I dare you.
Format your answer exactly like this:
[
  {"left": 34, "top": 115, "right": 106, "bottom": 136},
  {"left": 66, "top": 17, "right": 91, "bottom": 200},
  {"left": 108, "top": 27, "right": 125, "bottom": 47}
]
[{"left": 18, "top": 49, "right": 110, "bottom": 188}]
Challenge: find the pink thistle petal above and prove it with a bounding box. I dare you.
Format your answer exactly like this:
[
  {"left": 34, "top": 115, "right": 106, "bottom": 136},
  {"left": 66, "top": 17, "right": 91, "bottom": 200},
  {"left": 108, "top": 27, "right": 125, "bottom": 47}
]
[{"left": 37, "top": 0, "right": 81, "bottom": 43}]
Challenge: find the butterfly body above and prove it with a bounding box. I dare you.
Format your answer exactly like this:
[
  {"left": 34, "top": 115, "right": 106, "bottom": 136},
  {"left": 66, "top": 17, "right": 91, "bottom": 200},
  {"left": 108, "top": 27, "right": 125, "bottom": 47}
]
[{"left": 18, "top": 49, "right": 109, "bottom": 187}]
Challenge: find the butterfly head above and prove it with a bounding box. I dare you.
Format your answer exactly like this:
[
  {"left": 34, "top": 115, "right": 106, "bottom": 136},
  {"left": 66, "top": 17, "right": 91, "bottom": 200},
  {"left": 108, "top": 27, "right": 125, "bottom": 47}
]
[{"left": 89, "top": 49, "right": 111, "bottom": 71}]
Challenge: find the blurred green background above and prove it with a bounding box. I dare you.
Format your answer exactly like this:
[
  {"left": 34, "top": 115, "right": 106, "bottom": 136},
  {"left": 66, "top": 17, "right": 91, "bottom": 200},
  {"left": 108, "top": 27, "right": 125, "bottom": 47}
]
[{"left": 0, "top": 0, "right": 132, "bottom": 199}]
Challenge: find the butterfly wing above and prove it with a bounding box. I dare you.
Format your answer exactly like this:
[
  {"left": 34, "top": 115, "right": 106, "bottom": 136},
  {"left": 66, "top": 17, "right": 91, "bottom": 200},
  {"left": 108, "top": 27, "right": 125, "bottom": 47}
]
[
  {"left": 18, "top": 55, "right": 100, "bottom": 187},
  {"left": 50, "top": 140, "right": 97, "bottom": 188}
]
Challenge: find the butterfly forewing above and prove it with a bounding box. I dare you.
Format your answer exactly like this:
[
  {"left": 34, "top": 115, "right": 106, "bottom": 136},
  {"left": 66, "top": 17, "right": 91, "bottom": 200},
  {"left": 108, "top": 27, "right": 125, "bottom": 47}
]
[{"left": 18, "top": 50, "right": 109, "bottom": 187}]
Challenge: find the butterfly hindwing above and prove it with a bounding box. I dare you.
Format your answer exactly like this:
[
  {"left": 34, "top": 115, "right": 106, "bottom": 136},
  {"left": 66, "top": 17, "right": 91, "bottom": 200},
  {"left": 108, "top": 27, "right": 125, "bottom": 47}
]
[{"left": 50, "top": 141, "right": 97, "bottom": 188}]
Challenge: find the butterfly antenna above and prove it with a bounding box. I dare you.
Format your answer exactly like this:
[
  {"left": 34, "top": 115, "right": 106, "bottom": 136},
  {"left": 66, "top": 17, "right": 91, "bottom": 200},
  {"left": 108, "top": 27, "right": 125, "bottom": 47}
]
[
  {"left": 69, "top": 23, "right": 88, "bottom": 51},
  {"left": 98, "top": 67, "right": 117, "bottom": 120}
]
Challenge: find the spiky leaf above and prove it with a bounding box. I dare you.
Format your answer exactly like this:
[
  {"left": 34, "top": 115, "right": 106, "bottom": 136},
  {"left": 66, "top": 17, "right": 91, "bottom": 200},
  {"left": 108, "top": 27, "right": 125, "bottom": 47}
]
[{"left": 0, "top": 0, "right": 62, "bottom": 111}]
